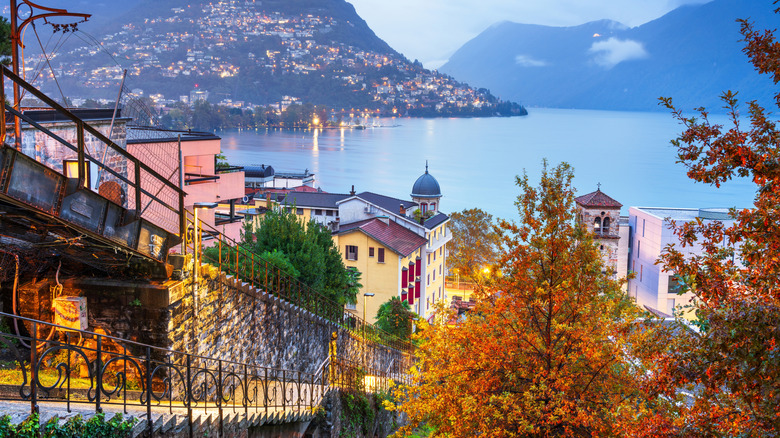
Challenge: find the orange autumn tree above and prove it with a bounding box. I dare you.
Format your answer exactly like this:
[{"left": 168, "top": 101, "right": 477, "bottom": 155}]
[
  {"left": 391, "top": 162, "right": 641, "bottom": 437},
  {"left": 630, "top": 6, "right": 780, "bottom": 437}
]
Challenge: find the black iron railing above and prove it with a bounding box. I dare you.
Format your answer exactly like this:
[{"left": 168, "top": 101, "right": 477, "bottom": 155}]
[{"left": 0, "top": 312, "right": 405, "bottom": 436}]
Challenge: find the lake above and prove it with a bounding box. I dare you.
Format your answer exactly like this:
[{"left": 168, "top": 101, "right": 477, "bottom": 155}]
[{"left": 219, "top": 108, "right": 755, "bottom": 221}]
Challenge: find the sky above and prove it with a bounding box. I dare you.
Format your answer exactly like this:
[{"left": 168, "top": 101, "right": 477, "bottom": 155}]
[{"left": 348, "top": 0, "right": 711, "bottom": 69}]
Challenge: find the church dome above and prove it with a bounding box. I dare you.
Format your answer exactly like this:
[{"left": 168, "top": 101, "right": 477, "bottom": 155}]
[{"left": 411, "top": 164, "right": 441, "bottom": 199}]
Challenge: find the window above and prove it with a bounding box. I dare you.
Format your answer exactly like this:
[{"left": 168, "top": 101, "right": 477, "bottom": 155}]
[
  {"left": 378, "top": 248, "right": 385, "bottom": 263},
  {"left": 632, "top": 260, "right": 635, "bottom": 273},
  {"left": 296, "top": 208, "right": 304, "bottom": 215},
  {"left": 346, "top": 245, "right": 358, "bottom": 261},
  {"left": 434, "top": 230, "right": 437, "bottom": 239},
  {"left": 667, "top": 298, "right": 676, "bottom": 315},
  {"left": 433, "top": 252, "right": 436, "bottom": 261},
  {"left": 431, "top": 203, "right": 436, "bottom": 211},
  {"left": 369, "top": 247, "right": 375, "bottom": 257},
  {"left": 637, "top": 240, "right": 641, "bottom": 259},
  {"left": 433, "top": 270, "right": 436, "bottom": 281},
  {"left": 346, "top": 302, "right": 356, "bottom": 310},
  {"left": 603, "top": 217, "right": 610, "bottom": 234},
  {"left": 594, "top": 217, "right": 601, "bottom": 234},
  {"left": 427, "top": 254, "right": 431, "bottom": 264},
  {"left": 326, "top": 210, "right": 334, "bottom": 217},
  {"left": 642, "top": 219, "right": 646, "bottom": 237},
  {"left": 640, "top": 265, "right": 643, "bottom": 281},
  {"left": 439, "top": 247, "right": 442, "bottom": 256},
  {"left": 427, "top": 274, "right": 430, "bottom": 285},
  {"left": 439, "top": 265, "right": 442, "bottom": 275},
  {"left": 421, "top": 203, "right": 428, "bottom": 213},
  {"left": 314, "top": 209, "right": 322, "bottom": 215},
  {"left": 63, "top": 159, "right": 90, "bottom": 188}
]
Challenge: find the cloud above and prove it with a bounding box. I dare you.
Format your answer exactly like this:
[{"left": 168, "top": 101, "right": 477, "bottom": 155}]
[
  {"left": 588, "top": 38, "right": 648, "bottom": 68},
  {"left": 515, "top": 55, "right": 548, "bottom": 67}
]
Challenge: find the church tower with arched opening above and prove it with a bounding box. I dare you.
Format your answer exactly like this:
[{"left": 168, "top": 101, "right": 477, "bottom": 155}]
[{"left": 575, "top": 186, "right": 623, "bottom": 276}]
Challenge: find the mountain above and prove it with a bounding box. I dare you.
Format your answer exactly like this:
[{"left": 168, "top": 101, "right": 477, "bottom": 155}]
[
  {"left": 440, "top": 0, "right": 779, "bottom": 111},
  {"left": 22, "top": 0, "right": 524, "bottom": 117}
]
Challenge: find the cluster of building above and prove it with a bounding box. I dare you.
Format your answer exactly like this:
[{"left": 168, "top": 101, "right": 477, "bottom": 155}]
[
  {"left": 31, "top": 0, "right": 503, "bottom": 114},
  {"left": 13, "top": 102, "right": 727, "bottom": 326},
  {"left": 574, "top": 189, "right": 726, "bottom": 319}
]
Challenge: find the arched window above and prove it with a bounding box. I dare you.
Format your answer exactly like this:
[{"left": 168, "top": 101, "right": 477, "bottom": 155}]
[
  {"left": 603, "top": 217, "right": 611, "bottom": 234},
  {"left": 594, "top": 217, "right": 601, "bottom": 234}
]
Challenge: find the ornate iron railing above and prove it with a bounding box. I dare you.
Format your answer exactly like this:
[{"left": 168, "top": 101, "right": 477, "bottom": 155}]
[{"left": 0, "top": 312, "right": 405, "bottom": 436}]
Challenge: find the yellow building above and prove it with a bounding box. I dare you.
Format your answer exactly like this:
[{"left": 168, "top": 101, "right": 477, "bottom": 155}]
[{"left": 234, "top": 166, "right": 451, "bottom": 323}]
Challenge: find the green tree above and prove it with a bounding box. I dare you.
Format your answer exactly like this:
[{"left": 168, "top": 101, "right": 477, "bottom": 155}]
[
  {"left": 447, "top": 208, "right": 500, "bottom": 281},
  {"left": 0, "top": 17, "right": 10, "bottom": 67},
  {"left": 391, "top": 162, "right": 641, "bottom": 437},
  {"left": 375, "top": 297, "right": 414, "bottom": 340},
  {"left": 242, "top": 208, "right": 357, "bottom": 305}
]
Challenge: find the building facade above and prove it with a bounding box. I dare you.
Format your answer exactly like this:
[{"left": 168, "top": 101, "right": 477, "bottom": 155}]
[{"left": 627, "top": 207, "right": 735, "bottom": 317}]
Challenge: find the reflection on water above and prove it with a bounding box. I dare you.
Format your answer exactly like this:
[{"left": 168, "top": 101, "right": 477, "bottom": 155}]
[{"left": 219, "top": 109, "right": 755, "bottom": 220}]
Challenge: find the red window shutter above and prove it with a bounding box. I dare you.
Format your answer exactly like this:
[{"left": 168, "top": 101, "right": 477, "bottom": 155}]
[
  {"left": 402, "top": 267, "right": 408, "bottom": 288},
  {"left": 408, "top": 286, "right": 415, "bottom": 305},
  {"left": 401, "top": 292, "right": 408, "bottom": 302},
  {"left": 415, "top": 257, "right": 421, "bottom": 277},
  {"left": 408, "top": 262, "right": 414, "bottom": 282},
  {"left": 414, "top": 280, "right": 421, "bottom": 298}
]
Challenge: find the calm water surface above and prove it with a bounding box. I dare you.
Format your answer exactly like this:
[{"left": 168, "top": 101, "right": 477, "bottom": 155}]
[{"left": 220, "top": 108, "right": 755, "bottom": 220}]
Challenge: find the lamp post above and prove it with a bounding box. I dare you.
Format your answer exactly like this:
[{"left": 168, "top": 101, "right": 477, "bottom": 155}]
[
  {"left": 362, "top": 292, "right": 374, "bottom": 370},
  {"left": 362, "top": 292, "right": 375, "bottom": 323},
  {"left": 192, "top": 202, "right": 218, "bottom": 299}
]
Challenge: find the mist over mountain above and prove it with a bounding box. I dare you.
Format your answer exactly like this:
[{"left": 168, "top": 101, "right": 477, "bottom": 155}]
[{"left": 440, "top": 0, "right": 779, "bottom": 112}]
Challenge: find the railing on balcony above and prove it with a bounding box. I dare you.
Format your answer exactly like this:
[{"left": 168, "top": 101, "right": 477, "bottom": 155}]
[{"left": 0, "top": 66, "right": 185, "bottom": 261}]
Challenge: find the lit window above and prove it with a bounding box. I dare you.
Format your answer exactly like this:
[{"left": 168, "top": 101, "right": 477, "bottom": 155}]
[{"left": 346, "top": 245, "right": 358, "bottom": 261}]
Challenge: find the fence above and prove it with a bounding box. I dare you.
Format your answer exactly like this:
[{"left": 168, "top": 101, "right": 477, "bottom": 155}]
[
  {"left": 183, "top": 210, "right": 415, "bottom": 356},
  {"left": 0, "top": 311, "right": 405, "bottom": 436}
]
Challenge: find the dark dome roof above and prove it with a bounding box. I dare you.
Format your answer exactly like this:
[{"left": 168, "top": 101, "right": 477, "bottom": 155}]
[
  {"left": 411, "top": 164, "right": 441, "bottom": 199},
  {"left": 244, "top": 164, "right": 275, "bottom": 178}
]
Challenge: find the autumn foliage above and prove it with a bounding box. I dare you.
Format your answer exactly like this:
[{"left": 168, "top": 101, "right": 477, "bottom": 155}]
[
  {"left": 390, "top": 162, "right": 641, "bottom": 437},
  {"left": 628, "top": 10, "right": 780, "bottom": 437}
]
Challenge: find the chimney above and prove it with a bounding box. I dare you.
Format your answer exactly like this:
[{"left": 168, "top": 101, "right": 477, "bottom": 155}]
[
  {"left": 350, "top": 185, "right": 356, "bottom": 196},
  {"left": 399, "top": 203, "right": 406, "bottom": 216}
]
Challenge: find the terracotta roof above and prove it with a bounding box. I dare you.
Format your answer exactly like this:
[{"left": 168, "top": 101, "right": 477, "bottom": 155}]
[
  {"left": 337, "top": 218, "right": 427, "bottom": 257},
  {"left": 575, "top": 189, "right": 622, "bottom": 208}
]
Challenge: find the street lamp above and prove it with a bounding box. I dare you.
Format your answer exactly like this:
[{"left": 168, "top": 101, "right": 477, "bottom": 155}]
[
  {"left": 193, "top": 202, "right": 218, "bottom": 285},
  {"left": 362, "top": 292, "right": 375, "bottom": 323},
  {"left": 362, "top": 292, "right": 375, "bottom": 372}
]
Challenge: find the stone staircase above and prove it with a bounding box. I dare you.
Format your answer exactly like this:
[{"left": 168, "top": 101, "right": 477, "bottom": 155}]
[{"left": 0, "top": 398, "right": 322, "bottom": 437}]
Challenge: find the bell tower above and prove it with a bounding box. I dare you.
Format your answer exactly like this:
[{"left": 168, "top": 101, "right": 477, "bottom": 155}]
[{"left": 575, "top": 185, "right": 622, "bottom": 276}]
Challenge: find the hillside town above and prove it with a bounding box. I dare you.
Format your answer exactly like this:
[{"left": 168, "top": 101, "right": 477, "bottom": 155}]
[{"left": 29, "top": 0, "right": 524, "bottom": 117}]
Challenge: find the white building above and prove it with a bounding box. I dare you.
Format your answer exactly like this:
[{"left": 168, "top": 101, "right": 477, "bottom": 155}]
[{"left": 627, "top": 207, "right": 735, "bottom": 316}]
